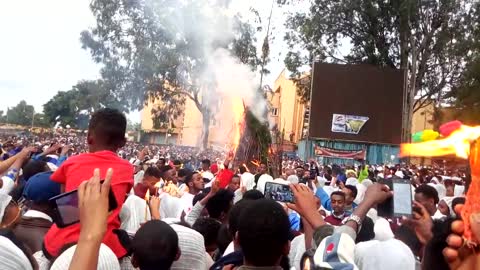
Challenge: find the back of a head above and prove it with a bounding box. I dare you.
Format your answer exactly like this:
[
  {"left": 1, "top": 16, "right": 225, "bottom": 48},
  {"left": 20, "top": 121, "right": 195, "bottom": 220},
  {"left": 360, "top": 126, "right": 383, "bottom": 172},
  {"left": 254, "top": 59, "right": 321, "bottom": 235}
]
[
  {"left": 415, "top": 184, "right": 439, "bottom": 204},
  {"left": 22, "top": 160, "right": 48, "bottom": 181},
  {"left": 192, "top": 217, "right": 221, "bottom": 253},
  {"left": 237, "top": 199, "right": 290, "bottom": 266},
  {"left": 144, "top": 166, "right": 161, "bottom": 179},
  {"left": 132, "top": 220, "right": 179, "bottom": 270},
  {"left": 206, "top": 189, "right": 234, "bottom": 219},
  {"left": 242, "top": 189, "right": 264, "bottom": 200},
  {"left": 239, "top": 165, "right": 247, "bottom": 174},
  {"left": 355, "top": 239, "right": 415, "bottom": 270},
  {"left": 88, "top": 108, "right": 126, "bottom": 149}
]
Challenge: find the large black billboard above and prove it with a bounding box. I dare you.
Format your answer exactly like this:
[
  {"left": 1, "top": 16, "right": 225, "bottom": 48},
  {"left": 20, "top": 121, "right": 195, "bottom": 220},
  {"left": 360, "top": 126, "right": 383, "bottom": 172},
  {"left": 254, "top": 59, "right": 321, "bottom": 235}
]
[{"left": 308, "top": 63, "right": 406, "bottom": 145}]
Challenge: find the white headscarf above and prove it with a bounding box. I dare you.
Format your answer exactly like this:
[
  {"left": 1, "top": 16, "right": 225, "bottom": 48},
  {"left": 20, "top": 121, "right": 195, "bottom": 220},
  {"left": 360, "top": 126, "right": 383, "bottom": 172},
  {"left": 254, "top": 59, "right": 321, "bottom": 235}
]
[
  {"left": 287, "top": 175, "right": 299, "bottom": 184},
  {"left": 50, "top": 243, "right": 120, "bottom": 270},
  {"left": 355, "top": 239, "right": 415, "bottom": 270},
  {"left": 354, "top": 184, "right": 366, "bottom": 205},
  {"left": 170, "top": 224, "right": 208, "bottom": 270},
  {"left": 346, "top": 177, "right": 359, "bottom": 186},
  {"left": 373, "top": 218, "right": 394, "bottom": 241},
  {"left": 0, "top": 236, "right": 33, "bottom": 270}
]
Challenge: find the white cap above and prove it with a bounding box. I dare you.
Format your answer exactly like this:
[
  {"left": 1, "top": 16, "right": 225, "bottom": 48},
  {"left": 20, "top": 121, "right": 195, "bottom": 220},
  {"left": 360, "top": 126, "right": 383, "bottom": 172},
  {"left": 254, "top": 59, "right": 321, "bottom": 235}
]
[
  {"left": 50, "top": 244, "right": 120, "bottom": 270},
  {"left": 0, "top": 193, "right": 12, "bottom": 224}
]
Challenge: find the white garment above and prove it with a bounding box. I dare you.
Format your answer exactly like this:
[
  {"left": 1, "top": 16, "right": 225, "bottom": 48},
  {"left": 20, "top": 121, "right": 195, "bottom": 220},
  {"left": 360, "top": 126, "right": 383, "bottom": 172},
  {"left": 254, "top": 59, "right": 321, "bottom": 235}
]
[
  {"left": 256, "top": 174, "right": 274, "bottom": 194},
  {"left": 0, "top": 176, "right": 14, "bottom": 195},
  {"left": 287, "top": 175, "right": 299, "bottom": 185},
  {"left": 354, "top": 239, "right": 415, "bottom": 270},
  {"left": 0, "top": 193, "right": 12, "bottom": 222},
  {"left": 222, "top": 241, "right": 235, "bottom": 257},
  {"left": 353, "top": 184, "right": 366, "bottom": 205},
  {"left": 241, "top": 172, "right": 255, "bottom": 190},
  {"left": 120, "top": 195, "right": 151, "bottom": 235},
  {"left": 346, "top": 177, "right": 358, "bottom": 186},
  {"left": 160, "top": 194, "right": 184, "bottom": 219},
  {"left": 288, "top": 234, "right": 306, "bottom": 270},
  {"left": 180, "top": 192, "right": 195, "bottom": 215},
  {"left": 170, "top": 224, "right": 209, "bottom": 270},
  {"left": 133, "top": 170, "right": 144, "bottom": 185},
  {"left": 50, "top": 243, "right": 120, "bottom": 270},
  {"left": 0, "top": 236, "right": 33, "bottom": 270},
  {"left": 373, "top": 218, "right": 394, "bottom": 241},
  {"left": 23, "top": 210, "right": 53, "bottom": 222}
]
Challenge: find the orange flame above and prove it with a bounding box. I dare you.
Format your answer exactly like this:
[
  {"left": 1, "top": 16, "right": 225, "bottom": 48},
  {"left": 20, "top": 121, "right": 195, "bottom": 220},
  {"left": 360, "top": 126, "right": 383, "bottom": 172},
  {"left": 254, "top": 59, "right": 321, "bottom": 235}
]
[
  {"left": 401, "top": 124, "right": 480, "bottom": 245},
  {"left": 400, "top": 125, "right": 480, "bottom": 159},
  {"left": 231, "top": 98, "right": 244, "bottom": 152}
]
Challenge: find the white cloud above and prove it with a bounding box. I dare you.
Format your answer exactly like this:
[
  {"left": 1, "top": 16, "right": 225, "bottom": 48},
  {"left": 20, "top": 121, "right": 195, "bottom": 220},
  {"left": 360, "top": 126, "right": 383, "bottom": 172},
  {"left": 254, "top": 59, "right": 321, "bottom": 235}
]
[
  {"left": 0, "top": 0, "right": 100, "bottom": 113},
  {"left": 0, "top": 0, "right": 293, "bottom": 121}
]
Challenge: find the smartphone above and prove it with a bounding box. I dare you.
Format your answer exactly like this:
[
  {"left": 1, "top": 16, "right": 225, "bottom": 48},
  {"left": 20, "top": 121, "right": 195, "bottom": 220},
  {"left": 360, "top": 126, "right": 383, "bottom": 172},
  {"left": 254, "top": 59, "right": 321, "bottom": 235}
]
[
  {"left": 392, "top": 178, "right": 413, "bottom": 217},
  {"left": 376, "top": 178, "right": 393, "bottom": 217},
  {"left": 48, "top": 182, "right": 118, "bottom": 228},
  {"left": 264, "top": 182, "right": 294, "bottom": 203}
]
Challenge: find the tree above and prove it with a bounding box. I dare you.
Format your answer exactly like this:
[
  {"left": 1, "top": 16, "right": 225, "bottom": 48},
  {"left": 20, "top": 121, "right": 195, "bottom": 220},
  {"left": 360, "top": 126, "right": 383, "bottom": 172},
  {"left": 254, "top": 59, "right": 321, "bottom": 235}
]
[
  {"left": 43, "top": 80, "right": 126, "bottom": 129},
  {"left": 282, "top": 0, "right": 478, "bottom": 141},
  {"left": 4, "top": 101, "right": 35, "bottom": 126},
  {"left": 80, "top": 0, "right": 261, "bottom": 149}
]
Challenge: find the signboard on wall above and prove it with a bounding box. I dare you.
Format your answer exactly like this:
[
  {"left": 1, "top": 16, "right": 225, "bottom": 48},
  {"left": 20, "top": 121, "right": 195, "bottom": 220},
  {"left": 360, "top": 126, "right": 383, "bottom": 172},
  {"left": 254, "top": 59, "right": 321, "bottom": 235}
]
[
  {"left": 331, "top": 114, "right": 369, "bottom": 134},
  {"left": 314, "top": 146, "right": 367, "bottom": 160},
  {"left": 308, "top": 63, "right": 405, "bottom": 144}
]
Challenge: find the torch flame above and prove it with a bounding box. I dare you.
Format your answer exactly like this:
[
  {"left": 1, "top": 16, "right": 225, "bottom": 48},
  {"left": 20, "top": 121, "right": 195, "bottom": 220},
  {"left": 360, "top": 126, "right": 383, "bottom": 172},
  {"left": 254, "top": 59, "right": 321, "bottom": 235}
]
[
  {"left": 231, "top": 98, "right": 244, "bottom": 153},
  {"left": 401, "top": 124, "right": 480, "bottom": 245},
  {"left": 400, "top": 125, "right": 480, "bottom": 159}
]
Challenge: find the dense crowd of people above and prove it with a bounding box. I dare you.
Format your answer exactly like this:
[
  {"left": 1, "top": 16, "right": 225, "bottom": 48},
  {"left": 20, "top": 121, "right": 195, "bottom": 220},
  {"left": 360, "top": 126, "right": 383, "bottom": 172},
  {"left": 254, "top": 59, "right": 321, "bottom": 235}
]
[{"left": 0, "top": 108, "right": 477, "bottom": 270}]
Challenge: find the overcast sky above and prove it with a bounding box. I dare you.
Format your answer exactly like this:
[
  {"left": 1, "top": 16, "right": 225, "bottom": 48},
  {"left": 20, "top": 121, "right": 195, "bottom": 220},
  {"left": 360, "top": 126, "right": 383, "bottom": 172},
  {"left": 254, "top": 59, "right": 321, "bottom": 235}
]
[{"left": 0, "top": 0, "right": 292, "bottom": 122}]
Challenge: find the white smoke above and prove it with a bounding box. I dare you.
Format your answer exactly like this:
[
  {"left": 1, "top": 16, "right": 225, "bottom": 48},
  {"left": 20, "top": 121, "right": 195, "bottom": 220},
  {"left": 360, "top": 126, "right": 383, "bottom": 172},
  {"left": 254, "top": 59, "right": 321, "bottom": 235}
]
[{"left": 149, "top": 0, "right": 267, "bottom": 147}]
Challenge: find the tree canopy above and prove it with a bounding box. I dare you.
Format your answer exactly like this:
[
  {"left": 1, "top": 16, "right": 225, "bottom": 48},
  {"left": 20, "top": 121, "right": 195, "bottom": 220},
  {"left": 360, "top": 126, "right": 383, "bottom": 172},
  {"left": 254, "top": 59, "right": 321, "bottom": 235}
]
[
  {"left": 282, "top": 0, "right": 478, "bottom": 140},
  {"left": 80, "top": 0, "right": 262, "bottom": 148},
  {"left": 1, "top": 101, "right": 48, "bottom": 127},
  {"left": 43, "top": 80, "right": 125, "bottom": 129}
]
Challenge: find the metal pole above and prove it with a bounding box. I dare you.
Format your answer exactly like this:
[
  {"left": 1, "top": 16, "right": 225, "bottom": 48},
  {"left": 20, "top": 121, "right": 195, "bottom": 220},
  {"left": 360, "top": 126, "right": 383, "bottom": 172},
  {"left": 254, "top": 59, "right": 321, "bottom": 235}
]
[{"left": 31, "top": 109, "right": 35, "bottom": 129}]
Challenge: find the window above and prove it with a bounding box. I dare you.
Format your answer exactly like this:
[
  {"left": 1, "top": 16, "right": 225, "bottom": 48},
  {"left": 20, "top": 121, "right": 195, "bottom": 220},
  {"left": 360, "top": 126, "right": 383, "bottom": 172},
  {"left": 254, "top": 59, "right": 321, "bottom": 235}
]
[{"left": 271, "top": 108, "right": 278, "bottom": 116}]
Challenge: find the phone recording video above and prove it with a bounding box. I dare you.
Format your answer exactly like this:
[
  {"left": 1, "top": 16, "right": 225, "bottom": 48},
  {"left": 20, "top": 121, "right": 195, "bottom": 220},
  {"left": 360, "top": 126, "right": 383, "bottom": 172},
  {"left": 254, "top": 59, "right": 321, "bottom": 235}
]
[
  {"left": 392, "top": 179, "right": 412, "bottom": 217},
  {"left": 48, "top": 181, "right": 118, "bottom": 228},
  {"left": 264, "top": 182, "right": 294, "bottom": 203}
]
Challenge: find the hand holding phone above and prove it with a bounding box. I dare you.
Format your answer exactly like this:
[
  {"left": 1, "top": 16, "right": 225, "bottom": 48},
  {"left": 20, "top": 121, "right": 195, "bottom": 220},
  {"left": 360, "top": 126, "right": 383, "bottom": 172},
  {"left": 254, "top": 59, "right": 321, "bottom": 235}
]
[
  {"left": 49, "top": 168, "right": 117, "bottom": 228},
  {"left": 264, "top": 182, "right": 294, "bottom": 203}
]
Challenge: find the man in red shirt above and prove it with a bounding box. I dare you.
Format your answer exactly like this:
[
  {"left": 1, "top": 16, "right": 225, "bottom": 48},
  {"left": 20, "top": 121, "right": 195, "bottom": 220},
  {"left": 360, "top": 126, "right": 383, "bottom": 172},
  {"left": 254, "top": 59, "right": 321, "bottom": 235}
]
[{"left": 43, "top": 108, "right": 134, "bottom": 259}]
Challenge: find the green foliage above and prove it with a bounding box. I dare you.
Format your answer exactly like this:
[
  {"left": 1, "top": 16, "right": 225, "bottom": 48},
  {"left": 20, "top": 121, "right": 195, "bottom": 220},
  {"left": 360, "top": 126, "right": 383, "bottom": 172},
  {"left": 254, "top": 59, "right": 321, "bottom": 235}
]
[
  {"left": 43, "top": 80, "right": 125, "bottom": 129},
  {"left": 3, "top": 101, "right": 35, "bottom": 126},
  {"left": 80, "top": 0, "right": 262, "bottom": 148},
  {"left": 282, "top": 0, "right": 478, "bottom": 110},
  {"left": 245, "top": 109, "right": 272, "bottom": 163},
  {"left": 449, "top": 55, "right": 480, "bottom": 125}
]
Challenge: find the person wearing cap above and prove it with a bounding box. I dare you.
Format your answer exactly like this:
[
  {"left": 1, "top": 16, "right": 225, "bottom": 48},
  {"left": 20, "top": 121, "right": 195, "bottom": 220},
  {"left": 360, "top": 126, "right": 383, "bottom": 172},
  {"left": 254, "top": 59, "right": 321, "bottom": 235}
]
[
  {"left": 0, "top": 193, "right": 21, "bottom": 230},
  {"left": 13, "top": 171, "right": 61, "bottom": 253}
]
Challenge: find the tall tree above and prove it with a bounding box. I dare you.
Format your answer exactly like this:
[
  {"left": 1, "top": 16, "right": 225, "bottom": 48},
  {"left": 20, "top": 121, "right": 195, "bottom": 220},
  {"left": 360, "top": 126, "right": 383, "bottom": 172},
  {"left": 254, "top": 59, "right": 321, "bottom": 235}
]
[
  {"left": 43, "top": 80, "right": 125, "bottom": 129},
  {"left": 282, "top": 0, "right": 478, "bottom": 142},
  {"left": 80, "top": 0, "right": 260, "bottom": 149},
  {"left": 4, "top": 101, "right": 35, "bottom": 126}
]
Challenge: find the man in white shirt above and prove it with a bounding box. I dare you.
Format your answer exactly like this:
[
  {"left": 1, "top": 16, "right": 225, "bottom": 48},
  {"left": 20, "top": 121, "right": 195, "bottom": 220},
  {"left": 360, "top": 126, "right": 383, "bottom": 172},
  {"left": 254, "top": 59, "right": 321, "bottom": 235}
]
[{"left": 239, "top": 165, "right": 255, "bottom": 191}]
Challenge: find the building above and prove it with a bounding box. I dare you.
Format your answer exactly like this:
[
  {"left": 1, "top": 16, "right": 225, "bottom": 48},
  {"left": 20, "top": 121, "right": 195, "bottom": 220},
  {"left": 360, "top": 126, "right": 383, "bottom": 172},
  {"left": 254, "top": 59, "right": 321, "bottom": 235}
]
[
  {"left": 267, "top": 69, "right": 308, "bottom": 144},
  {"left": 141, "top": 94, "right": 237, "bottom": 149}
]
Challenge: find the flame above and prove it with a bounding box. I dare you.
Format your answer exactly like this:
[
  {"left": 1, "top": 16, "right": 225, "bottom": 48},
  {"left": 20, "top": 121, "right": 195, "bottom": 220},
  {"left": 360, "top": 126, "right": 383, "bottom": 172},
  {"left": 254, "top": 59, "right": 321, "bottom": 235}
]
[
  {"left": 231, "top": 98, "right": 244, "bottom": 152},
  {"left": 400, "top": 125, "right": 480, "bottom": 159},
  {"left": 144, "top": 189, "right": 150, "bottom": 201}
]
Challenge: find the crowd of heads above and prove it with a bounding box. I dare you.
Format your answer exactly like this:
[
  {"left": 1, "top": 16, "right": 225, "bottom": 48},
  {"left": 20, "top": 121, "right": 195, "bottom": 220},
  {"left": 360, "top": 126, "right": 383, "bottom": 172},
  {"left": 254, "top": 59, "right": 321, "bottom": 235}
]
[{"left": 0, "top": 108, "right": 475, "bottom": 270}]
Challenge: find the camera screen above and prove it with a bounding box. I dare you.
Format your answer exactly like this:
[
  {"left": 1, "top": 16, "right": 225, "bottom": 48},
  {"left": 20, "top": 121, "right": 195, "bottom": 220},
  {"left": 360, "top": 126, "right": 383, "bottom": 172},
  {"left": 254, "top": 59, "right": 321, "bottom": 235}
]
[
  {"left": 264, "top": 182, "right": 294, "bottom": 203},
  {"left": 55, "top": 191, "right": 80, "bottom": 225},
  {"left": 393, "top": 183, "right": 412, "bottom": 215}
]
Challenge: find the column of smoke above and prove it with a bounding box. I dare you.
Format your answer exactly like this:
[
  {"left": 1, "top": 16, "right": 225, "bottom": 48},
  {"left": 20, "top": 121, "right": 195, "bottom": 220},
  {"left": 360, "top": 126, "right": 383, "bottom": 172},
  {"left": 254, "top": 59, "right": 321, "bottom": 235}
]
[{"left": 153, "top": 0, "right": 267, "bottom": 148}]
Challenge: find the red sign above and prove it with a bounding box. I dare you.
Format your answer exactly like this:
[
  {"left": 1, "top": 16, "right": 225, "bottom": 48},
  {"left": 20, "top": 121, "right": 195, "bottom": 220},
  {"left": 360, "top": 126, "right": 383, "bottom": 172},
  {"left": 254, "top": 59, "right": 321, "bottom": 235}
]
[{"left": 314, "top": 146, "right": 366, "bottom": 160}]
